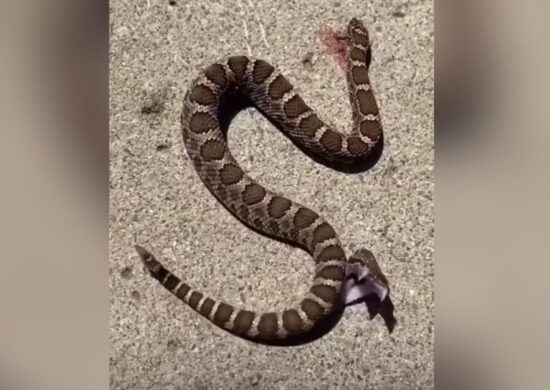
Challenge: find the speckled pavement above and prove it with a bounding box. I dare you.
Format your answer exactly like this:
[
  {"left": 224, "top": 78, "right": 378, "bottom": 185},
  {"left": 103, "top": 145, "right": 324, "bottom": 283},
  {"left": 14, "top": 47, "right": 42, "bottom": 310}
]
[{"left": 109, "top": 0, "right": 433, "bottom": 388}]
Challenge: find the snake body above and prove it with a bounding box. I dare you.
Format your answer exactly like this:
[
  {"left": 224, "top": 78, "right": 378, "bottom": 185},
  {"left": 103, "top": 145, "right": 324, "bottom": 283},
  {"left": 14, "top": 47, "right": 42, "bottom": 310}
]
[{"left": 136, "top": 18, "right": 387, "bottom": 341}]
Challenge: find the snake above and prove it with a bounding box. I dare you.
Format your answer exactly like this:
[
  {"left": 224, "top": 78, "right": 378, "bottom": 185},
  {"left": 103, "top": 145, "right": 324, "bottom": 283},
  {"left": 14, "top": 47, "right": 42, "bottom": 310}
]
[{"left": 135, "top": 18, "right": 390, "bottom": 341}]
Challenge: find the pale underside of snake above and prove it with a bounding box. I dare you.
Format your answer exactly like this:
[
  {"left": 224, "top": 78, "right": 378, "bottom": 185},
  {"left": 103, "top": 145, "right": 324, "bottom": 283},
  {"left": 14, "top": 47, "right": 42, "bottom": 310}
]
[{"left": 136, "top": 18, "right": 392, "bottom": 341}]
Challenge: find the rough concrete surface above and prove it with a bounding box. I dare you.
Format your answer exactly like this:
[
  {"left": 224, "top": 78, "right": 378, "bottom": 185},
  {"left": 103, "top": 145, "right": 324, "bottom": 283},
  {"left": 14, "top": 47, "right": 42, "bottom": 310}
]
[{"left": 109, "top": 0, "right": 433, "bottom": 389}]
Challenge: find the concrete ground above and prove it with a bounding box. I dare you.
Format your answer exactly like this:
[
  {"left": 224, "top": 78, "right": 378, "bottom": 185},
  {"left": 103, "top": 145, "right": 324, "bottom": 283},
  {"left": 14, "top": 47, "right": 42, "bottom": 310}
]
[{"left": 109, "top": 0, "right": 433, "bottom": 388}]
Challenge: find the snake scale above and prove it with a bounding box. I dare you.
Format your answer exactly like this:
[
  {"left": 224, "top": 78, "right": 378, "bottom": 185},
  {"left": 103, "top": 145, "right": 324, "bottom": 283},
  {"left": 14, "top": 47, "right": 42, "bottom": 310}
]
[{"left": 136, "top": 18, "right": 390, "bottom": 341}]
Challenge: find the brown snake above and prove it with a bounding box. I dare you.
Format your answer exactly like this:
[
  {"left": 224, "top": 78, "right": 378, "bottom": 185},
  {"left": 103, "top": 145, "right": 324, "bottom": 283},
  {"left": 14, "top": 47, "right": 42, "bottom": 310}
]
[{"left": 136, "top": 18, "right": 391, "bottom": 341}]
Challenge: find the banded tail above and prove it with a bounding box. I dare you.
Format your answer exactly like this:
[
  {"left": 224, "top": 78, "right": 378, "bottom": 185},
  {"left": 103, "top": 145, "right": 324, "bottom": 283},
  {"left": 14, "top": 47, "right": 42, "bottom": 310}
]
[{"left": 135, "top": 245, "right": 343, "bottom": 340}]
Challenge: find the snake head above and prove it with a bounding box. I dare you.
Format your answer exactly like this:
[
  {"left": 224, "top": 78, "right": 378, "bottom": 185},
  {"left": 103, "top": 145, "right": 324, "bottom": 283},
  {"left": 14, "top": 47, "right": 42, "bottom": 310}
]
[
  {"left": 344, "top": 249, "right": 389, "bottom": 305},
  {"left": 349, "top": 249, "right": 389, "bottom": 286},
  {"left": 344, "top": 248, "right": 396, "bottom": 332}
]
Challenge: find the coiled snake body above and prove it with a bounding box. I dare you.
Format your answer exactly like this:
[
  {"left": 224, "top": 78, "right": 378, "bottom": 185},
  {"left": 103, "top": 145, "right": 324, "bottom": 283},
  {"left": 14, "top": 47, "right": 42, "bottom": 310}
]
[{"left": 136, "top": 18, "right": 391, "bottom": 341}]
